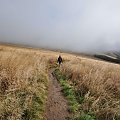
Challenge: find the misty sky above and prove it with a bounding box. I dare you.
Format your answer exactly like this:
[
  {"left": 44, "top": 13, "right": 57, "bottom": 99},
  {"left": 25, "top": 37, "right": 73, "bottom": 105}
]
[{"left": 0, "top": 0, "right": 120, "bottom": 52}]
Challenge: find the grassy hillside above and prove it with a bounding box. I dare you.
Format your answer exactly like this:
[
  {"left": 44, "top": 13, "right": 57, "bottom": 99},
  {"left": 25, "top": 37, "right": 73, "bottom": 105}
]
[
  {"left": 0, "top": 44, "right": 74, "bottom": 120},
  {"left": 60, "top": 57, "right": 120, "bottom": 120},
  {"left": 0, "top": 44, "right": 120, "bottom": 120},
  {"left": 0, "top": 45, "right": 50, "bottom": 119}
]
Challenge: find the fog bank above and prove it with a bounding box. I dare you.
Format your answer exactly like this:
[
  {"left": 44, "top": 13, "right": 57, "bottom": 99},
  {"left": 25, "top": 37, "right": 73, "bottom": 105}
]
[{"left": 0, "top": 0, "right": 120, "bottom": 52}]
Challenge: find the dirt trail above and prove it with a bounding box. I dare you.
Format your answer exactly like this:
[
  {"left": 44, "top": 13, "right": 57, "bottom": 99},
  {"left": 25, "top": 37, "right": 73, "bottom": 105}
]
[{"left": 43, "top": 69, "right": 70, "bottom": 120}]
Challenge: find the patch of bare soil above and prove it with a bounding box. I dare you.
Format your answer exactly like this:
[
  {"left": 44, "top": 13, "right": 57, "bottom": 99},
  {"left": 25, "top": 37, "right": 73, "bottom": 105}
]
[{"left": 43, "top": 70, "right": 70, "bottom": 120}]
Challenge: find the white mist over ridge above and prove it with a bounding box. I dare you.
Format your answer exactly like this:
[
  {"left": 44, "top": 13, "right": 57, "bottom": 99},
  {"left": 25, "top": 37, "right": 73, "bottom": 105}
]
[{"left": 0, "top": 0, "right": 120, "bottom": 52}]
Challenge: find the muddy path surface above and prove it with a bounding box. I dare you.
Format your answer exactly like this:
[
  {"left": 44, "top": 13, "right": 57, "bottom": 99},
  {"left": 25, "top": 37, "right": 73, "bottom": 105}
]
[{"left": 43, "top": 69, "right": 70, "bottom": 120}]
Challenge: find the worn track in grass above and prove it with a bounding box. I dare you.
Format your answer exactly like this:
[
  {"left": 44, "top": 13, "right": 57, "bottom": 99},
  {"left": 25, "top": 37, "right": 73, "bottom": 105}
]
[{"left": 43, "top": 69, "right": 70, "bottom": 120}]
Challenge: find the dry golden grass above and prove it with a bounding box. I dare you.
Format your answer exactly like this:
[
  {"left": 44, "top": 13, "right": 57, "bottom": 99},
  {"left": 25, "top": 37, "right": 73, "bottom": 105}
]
[
  {"left": 0, "top": 44, "right": 75, "bottom": 120},
  {"left": 61, "top": 56, "right": 120, "bottom": 119},
  {"left": 0, "top": 45, "right": 51, "bottom": 120},
  {"left": 0, "top": 44, "right": 120, "bottom": 120}
]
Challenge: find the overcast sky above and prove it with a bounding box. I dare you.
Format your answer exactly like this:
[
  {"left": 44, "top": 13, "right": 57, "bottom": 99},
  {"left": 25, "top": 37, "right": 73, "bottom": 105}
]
[{"left": 0, "top": 0, "right": 120, "bottom": 52}]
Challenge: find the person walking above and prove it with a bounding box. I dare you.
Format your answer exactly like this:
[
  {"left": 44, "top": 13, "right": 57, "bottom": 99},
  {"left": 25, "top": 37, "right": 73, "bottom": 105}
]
[{"left": 57, "top": 55, "right": 63, "bottom": 66}]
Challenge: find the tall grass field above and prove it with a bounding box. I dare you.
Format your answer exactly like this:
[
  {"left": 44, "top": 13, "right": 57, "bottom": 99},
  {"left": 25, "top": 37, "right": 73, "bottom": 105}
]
[{"left": 0, "top": 44, "right": 120, "bottom": 120}]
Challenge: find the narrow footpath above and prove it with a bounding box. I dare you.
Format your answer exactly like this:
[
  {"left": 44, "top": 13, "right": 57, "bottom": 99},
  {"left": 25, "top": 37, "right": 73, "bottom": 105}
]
[{"left": 43, "top": 69, "right": 70, "bottom": 120}]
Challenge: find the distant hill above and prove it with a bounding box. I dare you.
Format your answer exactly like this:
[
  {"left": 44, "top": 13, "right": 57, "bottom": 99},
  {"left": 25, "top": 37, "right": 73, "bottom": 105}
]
[{"left": 94, "top": 52, "right": 120, "bottom": 64}]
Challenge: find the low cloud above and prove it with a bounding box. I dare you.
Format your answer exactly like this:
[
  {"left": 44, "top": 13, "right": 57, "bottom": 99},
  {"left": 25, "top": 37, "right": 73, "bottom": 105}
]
[{"left": 0, "top": 0, "right": 120, "bottom": 52}]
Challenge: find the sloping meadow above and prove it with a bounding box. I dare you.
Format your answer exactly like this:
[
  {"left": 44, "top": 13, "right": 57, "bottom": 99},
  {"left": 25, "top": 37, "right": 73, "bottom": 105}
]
[
  {"left": 61, "top": 57, "right": 120, "bottom": 120},
  {"left": 0, "top": 45, "right": 49, "bottom": 120},
  {"left": 0, "top": 45, "right": 120, "bottom": 120}
]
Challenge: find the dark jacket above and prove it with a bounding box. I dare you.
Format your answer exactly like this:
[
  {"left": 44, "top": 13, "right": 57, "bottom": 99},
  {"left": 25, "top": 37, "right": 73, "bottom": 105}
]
[{"left": 57, "top": 56, "right": 63, "bottom": 64}]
